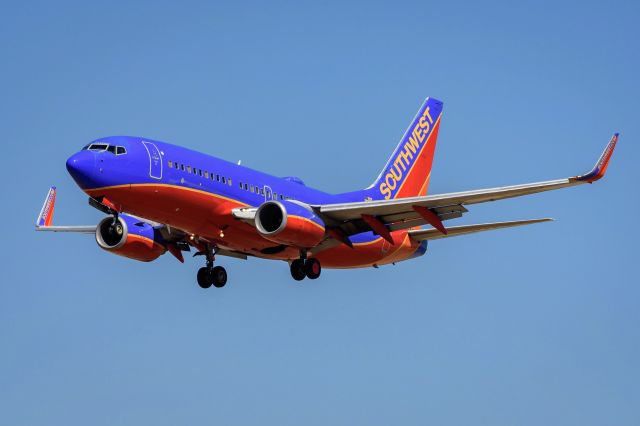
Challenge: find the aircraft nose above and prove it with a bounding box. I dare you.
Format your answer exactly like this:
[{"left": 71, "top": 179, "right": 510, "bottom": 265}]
[{"left": 66, "top": 150, "right": 96, "bottom": 188}]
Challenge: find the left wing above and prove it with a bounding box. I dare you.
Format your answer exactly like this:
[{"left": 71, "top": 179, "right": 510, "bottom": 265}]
[{"left": 314, "top": 133, "right": 618, "bottom": 241}]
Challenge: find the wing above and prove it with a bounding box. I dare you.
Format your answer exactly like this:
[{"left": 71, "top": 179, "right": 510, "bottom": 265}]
[
  {"left": 36, "top": 186, "right": 249, "bottom": 261},
  {"left": 35, "top": 186, "right": 96, "bottom": 233},
  {"left": 315, "top": 133, "right": 618, "bottom": 242}
]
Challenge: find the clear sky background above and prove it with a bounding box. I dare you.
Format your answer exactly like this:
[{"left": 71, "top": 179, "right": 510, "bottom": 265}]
[{"left": 1, "top": 1, "right": 638, "bottom": 425}]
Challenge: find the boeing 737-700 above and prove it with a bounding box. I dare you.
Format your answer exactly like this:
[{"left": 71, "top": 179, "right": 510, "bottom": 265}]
[{"left": 35, "top": 97, "right": 618, "bottom": 288}]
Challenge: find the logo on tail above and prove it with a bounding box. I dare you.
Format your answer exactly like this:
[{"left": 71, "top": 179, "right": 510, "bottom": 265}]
[{"left": 373, "top": 97, "right": 443, "bottom": 200}]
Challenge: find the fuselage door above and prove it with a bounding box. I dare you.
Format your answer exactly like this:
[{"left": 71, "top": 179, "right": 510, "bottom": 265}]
[
  {"left": 142, "top": 141, "right": 162, "bottom": 180},
  {"left": 264, "top": 185, "right": 273, "bottom": 202}
]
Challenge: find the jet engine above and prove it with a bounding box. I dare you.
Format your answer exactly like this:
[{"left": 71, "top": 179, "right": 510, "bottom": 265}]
[
  {"left": 255, "top": 201, "right": 326, "bottom": 248},
  {"left": 95, "top": 214, "right": 166, "bottom": 262}
]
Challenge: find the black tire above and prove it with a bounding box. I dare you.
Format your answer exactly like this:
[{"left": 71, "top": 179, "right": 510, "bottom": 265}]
[
  {"left": 212, "top": 266, "right": 227, "bottom": 288},
  {"left": 305, "top": 258, "right": 321, "bottom": 280},
  {"left": 197, "top": 267, "right": 212, "bottom": 289},
  {"left": 290, "top": 259, "right": 306, "bottom": 281}
]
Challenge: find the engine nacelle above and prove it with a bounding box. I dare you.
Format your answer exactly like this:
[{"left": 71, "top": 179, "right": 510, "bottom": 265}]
[
  {"left": 255, "top": 201, "right": 326, "bottom": 248},
  {"left": 96, "top": 214, "right": 166, "bottom": 262}
]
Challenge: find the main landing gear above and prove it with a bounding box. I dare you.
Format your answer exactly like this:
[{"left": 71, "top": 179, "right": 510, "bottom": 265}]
[
  {"left": 197, "top": 265, "right": 227, "bottom": 289},
  {"left": 196, "top": 246, "right": 227, "bottom": 289},
  {"left": 290, "top": 257, "right": 321, "bottom": 281}
]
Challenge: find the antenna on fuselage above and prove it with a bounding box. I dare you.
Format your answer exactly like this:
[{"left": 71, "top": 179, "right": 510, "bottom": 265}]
[{"left": 237, "top": 160, "right": 242, "bottom": 165}]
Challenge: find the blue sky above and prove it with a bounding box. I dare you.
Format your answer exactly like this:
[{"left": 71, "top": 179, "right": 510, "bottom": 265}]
[{"left": 1, "top": 1, "right": 638, "bottom": 424}]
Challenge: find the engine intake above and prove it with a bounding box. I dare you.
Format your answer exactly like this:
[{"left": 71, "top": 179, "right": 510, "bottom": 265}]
[
  {"left": 96, "top": 214, "right": 166, "bottom": 262},
  {"left": 255, "top": 201, "right": 325, "bottom": 248}
]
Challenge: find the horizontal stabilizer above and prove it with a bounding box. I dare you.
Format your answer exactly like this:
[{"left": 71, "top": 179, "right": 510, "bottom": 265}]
[{"left": 408, "top": 218, "right": 552, "bottom": 241}]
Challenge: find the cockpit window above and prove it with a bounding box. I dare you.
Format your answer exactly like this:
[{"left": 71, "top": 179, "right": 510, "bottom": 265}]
[
  {"left": 88, "top": 143, "right": 108, "bottom": 151},
  {"left": 82, "top": 143, "right": 127, "bottom": 155}
]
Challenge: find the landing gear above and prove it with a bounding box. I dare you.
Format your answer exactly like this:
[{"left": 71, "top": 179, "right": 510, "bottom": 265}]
[
  {"left": 290, "top": 257, "right": 322, "bottom": 281},
  {"left": 197, "top": 264, "right": 228, "bottom": 289},
  {"left": 196, "top": 245, "right": 227, "bottom": 289},
  {"left": 211, "top": 266, "right": 227, "bottom": 288},
  {"left": 304, "top": 258, "right": 321, "bottom": 280},
  {"left": 290, "top": 259, "right": 306, "bottom": 281},
  {"left": 197, "top": 267, "right": 213, "bottom": 289}
]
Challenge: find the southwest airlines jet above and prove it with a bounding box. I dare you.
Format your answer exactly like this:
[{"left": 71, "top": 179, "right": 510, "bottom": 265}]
[{"left": 35, "top": 97, "right": 618, "bottom": 288}]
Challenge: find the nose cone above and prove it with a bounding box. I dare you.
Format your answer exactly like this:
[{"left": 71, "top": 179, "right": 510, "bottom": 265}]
[{"left": 66, "top": 151, "right": 96, "bottom": 189}]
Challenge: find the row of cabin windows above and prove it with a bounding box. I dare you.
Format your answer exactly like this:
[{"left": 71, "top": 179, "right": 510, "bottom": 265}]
[
  {"left": 237, "top": 181, "right": 292, "bottom": 201},
  {"left": 166, "top": 160, "right": 293, "bottom": 200},
  {"left": 167, "top": 160, "right": 232, "bottom": 186}
]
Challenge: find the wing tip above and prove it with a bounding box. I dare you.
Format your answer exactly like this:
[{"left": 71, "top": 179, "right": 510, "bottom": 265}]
[
  {"left": 574, "top": 133, "right": 619, "bottom": 183},
  {"left": 36, "top": 186, "right": 57, "bottom": 228}
]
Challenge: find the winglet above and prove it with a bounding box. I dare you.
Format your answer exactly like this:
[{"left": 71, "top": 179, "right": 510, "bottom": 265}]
[
  {"left": 575, "top": 133, "right": 619, "bottom": 183},
  {"left": 36, "top": 186, "right": 57, "bottom": 228}
]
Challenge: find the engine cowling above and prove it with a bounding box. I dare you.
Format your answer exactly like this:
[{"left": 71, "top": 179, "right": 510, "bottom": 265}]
[
  {"left": 95, "top": 214, "right": 166, "bottom": 262},
  {"left": 255, "top": 201, "right": 325, "bottom": 248}
]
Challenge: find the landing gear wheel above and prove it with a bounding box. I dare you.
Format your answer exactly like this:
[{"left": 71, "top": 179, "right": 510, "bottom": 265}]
[
  {"left": 290, "top": 259, "right": 306, "bottom": 281},
  {"left": 212, "top": 266, "right": 227, "bottom": 288},
  {"left": 197, "top": 267, "right": 213, "bottom": 289},
  {"left": 305, "top": 258, "right": 321, "bottom": 280}
]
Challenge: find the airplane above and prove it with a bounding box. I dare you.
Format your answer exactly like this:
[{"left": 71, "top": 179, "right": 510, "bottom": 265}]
[{"left": 35, "top": 97, "right": 618, "bottom": 288}]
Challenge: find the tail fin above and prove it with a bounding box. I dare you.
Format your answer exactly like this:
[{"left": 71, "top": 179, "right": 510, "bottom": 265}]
[{"left": 369, "top": 97, "right": 443, "bottom": 200}]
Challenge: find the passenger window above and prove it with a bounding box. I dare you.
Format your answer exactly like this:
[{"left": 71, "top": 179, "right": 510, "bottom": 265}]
[
  {"left": 216, "top": 174, "right": 220, "bottom": 182},
  {"left": 181, "top": 164, "right": 185, "bottom": 171},
  {"left": 199, "top": 169, "right": 202, "bottom": 176},
  {"left": 222, "top": 177, "right": 226, "bottom": 183},
  {"left": 187, "top": 166, "right": 191, "bottom": 173},
  {"left": 168, "top": 161, "right": 173, "bottom": 168},
  {"left": 228, "top": 178, "right": 232, "bottom": 186},
  {"left": 244, "top": 183, "right": 248, "bottom": 190},
  {"left": 204, "top": 171, "right": 208, "bottom": 178},
  {"left": 239, "top": 181, "right": 243, "bottom": 188}
]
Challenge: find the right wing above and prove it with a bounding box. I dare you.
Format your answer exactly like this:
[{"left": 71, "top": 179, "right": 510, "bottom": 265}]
[
  {"left": 35, "top": 186, "right": 249, "bottom": 261},
  {"left": 35, "top": 186, "right": 96, "bottom": 233}
]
